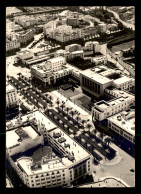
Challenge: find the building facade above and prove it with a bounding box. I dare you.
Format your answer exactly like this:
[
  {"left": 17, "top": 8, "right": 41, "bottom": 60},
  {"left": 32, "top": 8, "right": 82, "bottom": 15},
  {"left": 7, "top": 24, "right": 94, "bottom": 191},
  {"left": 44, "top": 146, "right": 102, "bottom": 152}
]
[
  {"left": 80, "top": 71, "right": 113, "bottom": 98},
  {"left": 6, "top": 82, "right": 19, "bottom": 118},
  {"left": 6, "top": 111, "right": 93, "bottom": 188},
  {"left": 92, "top": 94, "right": 135, "bottom": 121},
  {"left": 113, "top": 76, "right": 135, "bottom": 91},
  {"left": 6, "top": 39, "right": 20, "bottom": 52},
  {"left": 65, "top": 44, "right": 82, "bottom": 53},
  {"left": 16, "top": 30, "right": 34, "bottom": 45},
  {"left": 107, "top": 110, "right": 135, "bottom": 144}
]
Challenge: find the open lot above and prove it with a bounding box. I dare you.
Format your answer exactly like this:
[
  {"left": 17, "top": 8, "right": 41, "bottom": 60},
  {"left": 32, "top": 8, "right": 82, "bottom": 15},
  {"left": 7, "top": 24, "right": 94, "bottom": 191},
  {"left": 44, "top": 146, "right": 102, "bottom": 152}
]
[{"left": 111, "top": 40, "right": 135, "bottom": 53}]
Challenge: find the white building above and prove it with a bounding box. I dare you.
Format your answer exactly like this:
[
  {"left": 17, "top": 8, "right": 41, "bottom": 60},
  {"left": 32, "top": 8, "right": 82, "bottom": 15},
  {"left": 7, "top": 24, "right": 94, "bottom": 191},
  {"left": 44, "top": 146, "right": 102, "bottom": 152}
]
[
  {"left": 6, "top": 111, "right": 92, "bottom": 188},
  {"left": 92, "top": 93, "right": 135, "bottom": 121},
  {"left": 15, "top": 29, "right": 34, "bottom": 45},
  {"left": 6, "top": 126, "right": 44, "bottom": 156},
  {"left": 113, "top": 76, "right": 135, "bottom": 91},
  {"left": 104, "top": 87, "right": 135, "bottom": 100},
  {"left": 84, "top": 41, "right": 101, "bottom": 53},
  {"left": 91, "top": 55, "right": 107, "bottom": 65},
  {"left": 97, "top": 23, "right": 107, "bottom": 33},
  {"left": 107, "top": 110, "right": 135, "bottom": 144},
  {"left": 6, "top": 82, "right": 18, "bottom": 109},
  {"left": 80, "top": 70, "right": 113, "bottom": 98},
  {"left": 71, "top": 50, "right": 84, "bottom": 59},
  {"left": 43, "top": 21, "right": 57, "bottom": 35},
  {"left": 6, "top": 82, "right": 19, "bottom": 119},
  {"left": 44, "top": 56, "right": 66, "bottom": 72},
  {"left": 31, "top": 57, "right": 69, "bottom": 86},
  {"left": 6, "top": 39, "right": 20, "bottom": 52},
  {"left": 65, "top": 44, "right": 82, "bottom": 53},
  {"left": 54, "top": 49, "right": 84, "bottom": 61},
  {"left": 16, "top": 50, "right": 34, "bottom": 61},
  {"left": 47, "top": 25, "right": 82, "bottom": 43}
]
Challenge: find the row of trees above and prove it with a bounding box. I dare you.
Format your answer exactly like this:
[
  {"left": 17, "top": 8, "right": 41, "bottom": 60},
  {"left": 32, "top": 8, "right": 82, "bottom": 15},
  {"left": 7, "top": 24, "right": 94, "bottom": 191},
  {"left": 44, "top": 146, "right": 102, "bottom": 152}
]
[{"left": 55, "top": 98, "right": 112, "bottom": 147}]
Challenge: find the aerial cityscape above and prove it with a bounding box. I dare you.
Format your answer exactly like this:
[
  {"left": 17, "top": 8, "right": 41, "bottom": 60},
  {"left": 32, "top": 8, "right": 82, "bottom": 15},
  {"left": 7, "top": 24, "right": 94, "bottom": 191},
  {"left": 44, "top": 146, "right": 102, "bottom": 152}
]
[{"left": 6, "top": 6, "right": 135, "bottom": 188}]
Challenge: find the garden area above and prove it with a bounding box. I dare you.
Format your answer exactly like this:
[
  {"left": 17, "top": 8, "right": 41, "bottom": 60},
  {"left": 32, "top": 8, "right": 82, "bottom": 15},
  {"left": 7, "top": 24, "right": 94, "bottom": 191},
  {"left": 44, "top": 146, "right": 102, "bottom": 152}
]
[
  {"left": 88, "top": 8, "right": 114, "bottom": 24},
  {"left": 68, "top": 57, "right": 96, "bottom": 70}
]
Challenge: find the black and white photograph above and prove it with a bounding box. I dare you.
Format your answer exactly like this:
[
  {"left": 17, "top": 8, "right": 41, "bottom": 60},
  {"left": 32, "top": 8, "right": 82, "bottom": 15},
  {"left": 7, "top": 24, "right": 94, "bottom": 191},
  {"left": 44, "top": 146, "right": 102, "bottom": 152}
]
[{"left": 5, "top": 5, "right": 135, "bottom": 188}]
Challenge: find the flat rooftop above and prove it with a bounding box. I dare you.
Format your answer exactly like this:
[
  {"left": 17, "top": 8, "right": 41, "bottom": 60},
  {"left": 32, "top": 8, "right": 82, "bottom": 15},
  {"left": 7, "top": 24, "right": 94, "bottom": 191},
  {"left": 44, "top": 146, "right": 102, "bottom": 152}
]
[
  {"left": 95, "top": 94, "right": 134, "bottom": 111},
  {"left": 108, "top": 96, "right": 134, "bottom": 106},
  {"left": 71, "top": 50, "right": 83, "bottom": 54},
  {"left": 99, "top": 69, "right": 116, "bottom": 77},
  {"left": 17, "top": 50, "right": 30, "bottom": 55},
  {"left": 95, "top": 101, "right": 110, "bottom": 110},
  {"left": 46, "top": 56, "right": 65, "bottom": 63},
  {"left": 106, "top": 88, "right": 135, "bottom": 99},
  {"left": 49, "top": 127, "right": 90, "bottom": 166},
  {"left": 12, "top": 111, "right": 91, "bottom": 175},
  {"left": 108, "top": 112, "right": 135, "bottom": 136},
  {"left": 113, "top": 76, "right": 134, "bottom": 85},
  {"left": 16, "top": 151, "right": 65, "bottom": 175},
  {"left": 6, "top": 83, "right": 15, "bottom": 93},
  {"left": 33, "top": 111, "right": 57, "bottom": 131},
  {"left": 6, "top": 126, "right": 39, "bottom": 149},
  {"left": 81, "top": 70, "right": 112, "bottom": 84}
]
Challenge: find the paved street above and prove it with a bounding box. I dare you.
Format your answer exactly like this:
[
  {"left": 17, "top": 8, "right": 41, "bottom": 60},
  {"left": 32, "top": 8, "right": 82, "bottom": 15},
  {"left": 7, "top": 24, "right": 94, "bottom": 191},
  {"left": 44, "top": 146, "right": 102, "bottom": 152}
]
[
  {"left": 77, "top": 178, "right": 126, "bottom": 187},
  {"left": 91, "top": 142, "right": 135, "bottom": 187},
  {"left": 100, "top": 44, "right": 130, "bottom": 76},
  {"left": 106, "top": 7, "right": 135, "bottom": 31}
]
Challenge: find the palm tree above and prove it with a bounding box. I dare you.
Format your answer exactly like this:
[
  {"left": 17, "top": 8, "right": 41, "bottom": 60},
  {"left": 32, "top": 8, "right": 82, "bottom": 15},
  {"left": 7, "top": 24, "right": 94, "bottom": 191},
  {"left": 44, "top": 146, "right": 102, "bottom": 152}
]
[
  {"left": 17, "top": 73, "right": 22, "bottom": 79},
  {"left": 98, "top": 132, "right": 104, "bottom": 145},
  {"left": 93, "top": 128, "right": 97, "bottom": 137},
  {"left": 86, "top": 123, "right": 92, "bottom": 134},
  {"left": 76, "top": 116, "right": 81, "bottom": 125},
  {"left": 70, "top": 110, "right": 75, "bottom": 120},
  {"left": 64, "top": 107, "right": 70, "bottom": 116},
  {"left": 81, "top": 119, "right": 86, "bottom": 128},
  {"left": 56, "top": 99, "right": 60, "bottom": 111},
  {"left": 49, "top": 95, "right": 53, "bottom": 102},
  {"left": 104, "top": 137, "right": 112, "bottom": 147},
  {"left": 60, "top": 103, "right": 65, "bottom": 114}
]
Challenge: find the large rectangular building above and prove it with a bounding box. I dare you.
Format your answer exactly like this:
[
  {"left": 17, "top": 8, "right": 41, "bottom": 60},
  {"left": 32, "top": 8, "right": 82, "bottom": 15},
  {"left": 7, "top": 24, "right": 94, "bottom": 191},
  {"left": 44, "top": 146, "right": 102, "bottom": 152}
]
[
  {"left": 113, "top": 76, "right": 135, "bottom": 91},
  {"left": 15, "top": 29, "right": 34, "bottom": 45},
  {"left": 80, "top": 70, "right": 113, "bottom": 98},
  {"left": 6, "top": 82, "right": 19, "bottom": 118},
  {"left": 6, "top": 39, "right": 20, "bottom": 52},
  {"left": 6, "top": 111, "right": 92, "bottom": 188},
  {"left": 92, "top": 92, "right": 135, "bottom": 121},
  {"left": 31, "top": 57, "right": 71, "bottom": 86},
  {"left": 107, "top": 109, "right": 135, "bottom": 144}
]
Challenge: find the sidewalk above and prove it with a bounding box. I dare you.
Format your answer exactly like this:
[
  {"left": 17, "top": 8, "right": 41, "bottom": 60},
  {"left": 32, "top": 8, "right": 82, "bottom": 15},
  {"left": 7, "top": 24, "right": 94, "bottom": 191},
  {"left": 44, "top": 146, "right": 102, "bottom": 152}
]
[{"left": 100, "top": 143, "right": 123, "bottom": 166}]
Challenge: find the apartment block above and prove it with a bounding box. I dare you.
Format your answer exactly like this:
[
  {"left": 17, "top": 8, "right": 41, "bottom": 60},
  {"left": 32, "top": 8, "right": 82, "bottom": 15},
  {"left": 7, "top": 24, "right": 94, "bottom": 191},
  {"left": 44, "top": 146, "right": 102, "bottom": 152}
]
[
  {"left": 80, "top": 70, "right": 113, "bottom": 98},
  {"left": 6, "top": 111, "right": 92, "bottom": 188},
  {"left": 107, "top": 109, "right": 135, "bottom": 144}
]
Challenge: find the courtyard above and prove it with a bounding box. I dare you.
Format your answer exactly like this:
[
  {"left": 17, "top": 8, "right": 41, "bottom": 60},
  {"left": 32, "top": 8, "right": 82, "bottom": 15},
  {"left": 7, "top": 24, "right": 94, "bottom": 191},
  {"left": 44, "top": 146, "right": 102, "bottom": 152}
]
[{"left": 58, "top": 86, "right": 94, "bottom": 112}]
